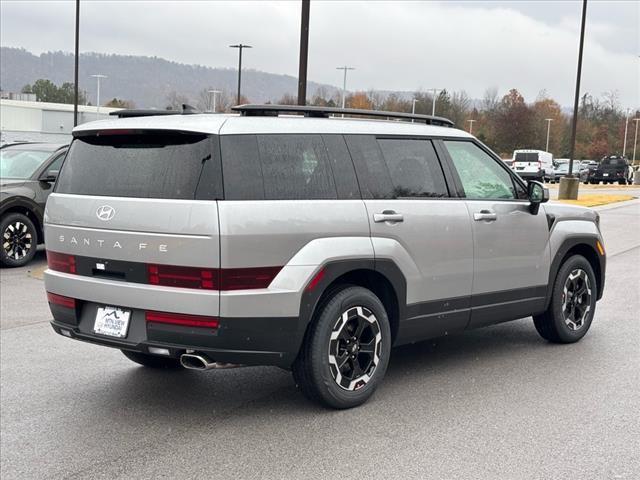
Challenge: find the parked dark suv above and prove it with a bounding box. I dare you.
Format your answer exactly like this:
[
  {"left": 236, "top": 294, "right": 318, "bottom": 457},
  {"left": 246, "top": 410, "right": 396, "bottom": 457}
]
[
  {"left": 0, "top": 143, "right": 68, "bottom": 267},
  {"left": 587, "top": 156, "right": 631, "bottom": 185}
]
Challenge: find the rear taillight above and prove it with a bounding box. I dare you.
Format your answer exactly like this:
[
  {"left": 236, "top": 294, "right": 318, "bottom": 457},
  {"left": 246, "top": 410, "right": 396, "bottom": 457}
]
[
  {"left": 538, "top": 161, "right": 542, "bottom": 170},
  {"left": 147, "top": 264, "right": 281, "bottom": 290},
  {"left": 47, "top": 251, "right": 76, "bottom": 274},
  {"left": 219, "top": 267, "right": 282, "bottom": 291},
  {"left": 145, "top": 311, "right": 219, "bottom": 329},
  {"left": 46, "top": 292, "right": 76, "bottom": 309},
  {"left": 148, "top": 264, "right": 218, "bottom": 289}
]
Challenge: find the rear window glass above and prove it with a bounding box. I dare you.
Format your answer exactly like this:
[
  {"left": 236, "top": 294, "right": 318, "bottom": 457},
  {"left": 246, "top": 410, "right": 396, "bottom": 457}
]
[
  {"left": 56, "top": 132, "right": 220, "bottom": 200},
  {"left": 515, "top": 152, "right": 538, "bottom": 162},
  {"left": 602, "top": 158, "right": 622, "bottom": 165},
  {"left": 377, "top": 138, "right": 448, "bottom": 198}
]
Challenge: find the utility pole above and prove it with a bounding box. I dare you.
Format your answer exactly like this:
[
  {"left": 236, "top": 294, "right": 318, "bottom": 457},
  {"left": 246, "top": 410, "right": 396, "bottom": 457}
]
[
  {"left": 90, "top": 74, "right": 107, "bottom": 120},
  {"left": 559, "top": 0, "right": 587, "bottom": 200},
  {"left": 467, "top": 119, "right": 476, "bottom": 134},
  {"left": 297, "top": 0, "right": 310, "bottom": 105},
  {"left": 429, "top": 88, "right": 442, "bottom": 116},
  {"left": 545, "top": 118, "right": 554, "bottom": 152},
  {"left": 411, "top": 99, "right": 417, "bottom": 122},
  {"left": 73, "top": 0, "right": 80, "bottom": 126},
  {"left": 229, "top": 44, "right": 252, "bottom": 105},
  {"left": 336, "top": 66, "right": 355, "bottom": 116},
  {"left": 622, "top": 108, "right": 631, "bottom": 157},
  {"left": 208, "top": 89, "right": 221, "bottom": 113},
  {"left": 632, "top": 118, "right": 639, "bottom": 165}
]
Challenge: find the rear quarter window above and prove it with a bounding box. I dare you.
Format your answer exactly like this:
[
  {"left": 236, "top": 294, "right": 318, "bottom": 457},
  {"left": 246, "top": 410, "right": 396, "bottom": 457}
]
[{"left": 56, "top": 132, "right": 221, "bottom": 200}]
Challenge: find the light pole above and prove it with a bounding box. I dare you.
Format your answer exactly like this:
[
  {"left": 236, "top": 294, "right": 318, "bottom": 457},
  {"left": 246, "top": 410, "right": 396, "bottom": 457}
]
[
  {"left": 411, "top": 99, "right": 417, "bottom": 122},
  {"left": 336, "top": 66, "right": 355, "bottom": 111},
  {"left": 545, "top": 118, "right": 554, "bottom": 152},
  {"left": 90, "top": 74, "right": 107, "bottom": 120},
  {"left": 632, "top": 117, "right": 639, "bottom": 164},
  {"left": 207, "top": 89, "right": 221, "bottom": 113},
  {"left": 429, "top": 88, "right": 442, "bottom": 116},
  {"left": 229, "top": 44, "right": 252, "bottom": 105},
  {"left": 467, "top": 119, "right": 476, "bottom": 134},
  {"left": 297, "top": 0, "right": 310, "bottom": 105},
  {"left": 73, "top": 0, "right": 79, "bottom": 126},
  {"left": 622, "top": 108, "right": 631, "bottom": 157}
]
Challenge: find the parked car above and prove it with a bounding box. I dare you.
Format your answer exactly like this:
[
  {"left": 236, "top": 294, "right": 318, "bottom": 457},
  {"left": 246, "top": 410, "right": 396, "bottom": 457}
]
[
  {"left": 0, "top": 143, "right": 68, "bottom": 267},
  {"left": 502, "top": 158, "right": 514, "bottom": 170},
  {"left": 587, "top": 155, "right": 631, "bottom": 185},
  {"left": 550, "top": 160, "right": 585, "bottom": 183},
  {"left": 44, "top": 105, "right": 606, "bottom": 409},
  {"left": 512, "top": 149, "right": 554, "bottom": 182},
  {"left": 580, "top": 160, "right": 599, "bottom": 184}
]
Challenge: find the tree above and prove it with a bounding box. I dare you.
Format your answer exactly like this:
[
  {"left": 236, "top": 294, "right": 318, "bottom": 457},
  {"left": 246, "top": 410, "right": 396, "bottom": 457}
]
[
  {"left": 493, "top": 89, "right": 535, "bottom": 155},
  {"left": 347, "top": 91, "right": 373, "bottom": 110},
  {"left": 104, "top": 98, "right": 135, "bottom": 109},
  {"left": 21, "top": 79, "right": 86, "bottom": 104}
]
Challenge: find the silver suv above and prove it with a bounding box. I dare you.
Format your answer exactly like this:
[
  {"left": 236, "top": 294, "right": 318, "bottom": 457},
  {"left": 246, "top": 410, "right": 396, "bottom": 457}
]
[{"left": 44, "top": 105, "right": 606, "bottom": 409}]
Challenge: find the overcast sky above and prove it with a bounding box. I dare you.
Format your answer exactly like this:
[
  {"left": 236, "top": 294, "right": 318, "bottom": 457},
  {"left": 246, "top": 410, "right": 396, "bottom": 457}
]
[{"left": 1, "top": 0, "right": 638, "bottom": 106}]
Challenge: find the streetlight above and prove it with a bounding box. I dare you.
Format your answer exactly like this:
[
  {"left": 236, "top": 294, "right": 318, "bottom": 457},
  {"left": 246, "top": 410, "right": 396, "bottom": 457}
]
[
  {"left": 336, "top": 66, "right": 355, "bottom": 111},
  {"left": 90, "top": 74, "right": 107, "bottom": 120},
  {"left": 411, "top": 99, "right": 417, "bottom": 123},
  {"left": 207, "top": 89, "right": 221, "bottom": 113},
  {"left": 429, "top": 88, "right": 442, "bottom": 116},
  {"left": 622, "top": 108, "right": 631, "bottom": 157},
  {"left": 544, "top": 118, "right": 554, "bottom": 152},
  {"left": 632, "top": 117, "right": 639, "bottom": 165},
  {"left": 229, "top": 44, "right": 252, "bottom": 105},
  {"left": 467, "top": 119, "right": 476, "bottom": 134},
  {"left": 73, "top": 0, "right": 79, "bottom": 126}
]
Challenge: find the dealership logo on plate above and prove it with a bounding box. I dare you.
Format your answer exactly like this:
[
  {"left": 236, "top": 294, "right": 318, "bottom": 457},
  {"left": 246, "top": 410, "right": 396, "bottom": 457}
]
[{"left": 96, "top": 205, "right": 116, "bottom": 221}]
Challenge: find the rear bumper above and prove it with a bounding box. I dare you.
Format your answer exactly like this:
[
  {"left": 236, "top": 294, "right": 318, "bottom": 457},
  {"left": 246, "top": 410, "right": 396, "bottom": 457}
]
[
  {"left": 516, "top": 170, "right": 544, "bottom": 179},
  {"left": 49, "top": 301, "right": 300, "bottom": 368}
]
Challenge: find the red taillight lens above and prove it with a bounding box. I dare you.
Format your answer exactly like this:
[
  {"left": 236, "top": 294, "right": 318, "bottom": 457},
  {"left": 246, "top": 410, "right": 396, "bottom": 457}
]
[
  {"left": 145, "top": 311, "right": 219, "bottom": 329},
  {"left": 148, "top": 264, "right": 218, "bottom": 289},
  {"left": 219, "top": 266, "right": 282, "bottom": 291},
  {"left": 47, "top": 251, "right": 76, "bottom": 274},
  {"left": 46, "top": 292, "right": 76, "bottom": 309}
]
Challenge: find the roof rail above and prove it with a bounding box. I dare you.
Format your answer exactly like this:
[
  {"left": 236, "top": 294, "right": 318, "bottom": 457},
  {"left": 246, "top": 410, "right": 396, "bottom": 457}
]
[
  {"left": 110, "top": 104, "right": 200, "bottom": 118},
  {"left": 232, "top": 104, "right": 455, "bottom": 127}
]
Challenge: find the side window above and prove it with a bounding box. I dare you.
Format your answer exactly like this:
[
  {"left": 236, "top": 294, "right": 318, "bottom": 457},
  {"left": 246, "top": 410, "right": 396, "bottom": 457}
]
[
  {"left": 344, "top": 135, "right": 394, "bottom": 199},
  {"left": 47, "top": 153, "right": 65, "bottom": 172},
  {"left": 220, "top": 135, "right": 265, "bottom": 200},
  {"left": 322, "top": 135, "right": 360, "bottom": 199},
  {"left": 444, "top": 141, "right": 517, "bottom": 200},
  {"left": 377, "top": 139, "right": 448, "bottom": 198},
  {"left": 256, "top": 135, "right": 337, "bottom": 200}
]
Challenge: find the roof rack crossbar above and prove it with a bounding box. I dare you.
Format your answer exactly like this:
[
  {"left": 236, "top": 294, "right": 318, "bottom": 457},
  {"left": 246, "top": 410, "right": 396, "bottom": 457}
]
[
  {"left": 110, "top": 104, "right": 200, "bottom": 119},
  {"left": 232, "top": 104, "right": 455, "bottom": 127}
]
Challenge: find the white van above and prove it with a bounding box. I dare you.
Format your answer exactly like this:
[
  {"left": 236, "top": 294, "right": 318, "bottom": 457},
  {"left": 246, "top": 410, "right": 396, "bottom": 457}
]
[{"left": 513, "top": 149, "right": 554, "bottom": 182}]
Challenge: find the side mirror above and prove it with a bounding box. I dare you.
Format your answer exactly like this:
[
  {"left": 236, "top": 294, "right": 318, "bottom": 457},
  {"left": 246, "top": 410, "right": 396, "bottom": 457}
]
[
  {"left": 527, "top": 180, "right": 549, "bottom": 215},
  {"left": 39, "top": 170, "right": 58, "bottom": 183}
]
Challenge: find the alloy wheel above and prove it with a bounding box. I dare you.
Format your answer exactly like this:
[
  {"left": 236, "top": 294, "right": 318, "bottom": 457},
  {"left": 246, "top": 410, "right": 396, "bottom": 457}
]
[
  {"left": 2, "top": 221, "right": 33, "bottom": 261},
  {"left": 328, "top": 306, "right": 382, "bottom": 391},
  {"left": 562, "top": 268, "right": 592, "bottom": 331}
]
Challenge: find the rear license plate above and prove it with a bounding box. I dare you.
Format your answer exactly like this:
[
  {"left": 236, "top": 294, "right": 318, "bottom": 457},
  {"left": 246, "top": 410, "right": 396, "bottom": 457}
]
[
  {"left": 516, "top": 167, "right": 524, "bottom": 170},
  {"left": 94, "top": 306, "right": 131, "bottom": 338},
  {"left": 603, "top": 173, "right": 609, "bottom": 177}
]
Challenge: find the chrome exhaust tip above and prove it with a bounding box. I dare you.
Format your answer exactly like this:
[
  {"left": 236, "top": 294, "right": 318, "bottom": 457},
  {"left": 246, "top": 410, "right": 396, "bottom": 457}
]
[{"left": 180, "top": 353, "right": 242, "bottom": 370}]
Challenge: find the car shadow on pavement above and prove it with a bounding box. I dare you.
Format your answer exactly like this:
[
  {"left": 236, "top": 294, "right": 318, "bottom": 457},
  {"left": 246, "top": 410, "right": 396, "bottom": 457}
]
[{"left": 80, "top": 317, "right": 550, "bottom": 421}]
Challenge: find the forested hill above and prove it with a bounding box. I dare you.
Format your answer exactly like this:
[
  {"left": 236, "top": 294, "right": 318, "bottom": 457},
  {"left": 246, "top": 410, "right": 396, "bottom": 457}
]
[{"left": 0, "top": 47, "right": 339, "bottom": 108}]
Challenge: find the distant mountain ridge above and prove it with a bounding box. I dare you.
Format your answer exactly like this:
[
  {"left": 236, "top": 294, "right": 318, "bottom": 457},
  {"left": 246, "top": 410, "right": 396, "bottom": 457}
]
[{"left": 0, "top": 47, "right": 340, "bottom": 108}]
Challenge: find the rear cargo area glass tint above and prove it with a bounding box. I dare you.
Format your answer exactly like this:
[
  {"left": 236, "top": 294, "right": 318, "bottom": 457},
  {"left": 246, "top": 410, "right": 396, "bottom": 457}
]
[{"left": 56, "top": 132, "right": 218, "bottom": 199}]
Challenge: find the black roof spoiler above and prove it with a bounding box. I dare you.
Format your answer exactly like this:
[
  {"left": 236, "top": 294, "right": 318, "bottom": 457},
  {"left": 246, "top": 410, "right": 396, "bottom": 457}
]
[{"left": 232, "top": 104, "right": 455, "bottom": 127}]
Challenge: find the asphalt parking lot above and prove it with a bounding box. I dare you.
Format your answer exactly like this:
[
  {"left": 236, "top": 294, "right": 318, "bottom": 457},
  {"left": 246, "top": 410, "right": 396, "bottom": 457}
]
[{"left": 1, "top": 200, "right": 639, "bottom": 480}]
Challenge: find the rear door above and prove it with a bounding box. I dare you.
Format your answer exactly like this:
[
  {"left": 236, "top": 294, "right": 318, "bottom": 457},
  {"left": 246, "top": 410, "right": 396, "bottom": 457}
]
[
  {"left": 46, "top": 130, "right": 222, "bottom": 314},
  {"left": 441, "top": 140, "right": 550, "bottom": 328},
  {"left": 345, "top": 135, "right": 473, "bottom": 344}
]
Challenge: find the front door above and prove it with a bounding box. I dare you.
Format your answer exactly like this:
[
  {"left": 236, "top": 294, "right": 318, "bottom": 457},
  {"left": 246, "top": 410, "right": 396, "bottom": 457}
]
[{"left": 442, "top": 140, "right": 551, "bottom": 328}]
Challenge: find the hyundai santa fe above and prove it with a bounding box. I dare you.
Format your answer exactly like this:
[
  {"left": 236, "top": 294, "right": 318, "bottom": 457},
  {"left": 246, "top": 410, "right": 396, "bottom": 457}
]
[{"left": 44, "top": 105, "right": 606, "bottom": 409}]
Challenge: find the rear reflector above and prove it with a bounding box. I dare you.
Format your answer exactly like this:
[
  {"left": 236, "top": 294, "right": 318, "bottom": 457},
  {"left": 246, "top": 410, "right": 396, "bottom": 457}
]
[
  {"left": 145, "top": 311, "right": 219, "bottom": 329},
  {"left": 47, "top": 292, "right": 76, "bottom": 309},
  {"left": 47, "top": 251, "right": 76, "bottom": 274},
  {"left": 305, "top": 268, "right": 325, "bottom": 292}
]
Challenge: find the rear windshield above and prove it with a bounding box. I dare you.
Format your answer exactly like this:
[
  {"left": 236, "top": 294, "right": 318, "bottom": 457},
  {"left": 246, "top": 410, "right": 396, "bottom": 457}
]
[
  {"left": 56, "top": 132, "right": 220, "bottom": 199},
  {"left": 514, "top": 152, "right": 538, "bottom": 162},
  {"left": 602, "top": 158, "right": 622, "bottom": 166}
]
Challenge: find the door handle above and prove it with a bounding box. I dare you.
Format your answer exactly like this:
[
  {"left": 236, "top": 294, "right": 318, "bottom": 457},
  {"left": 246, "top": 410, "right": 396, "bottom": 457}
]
[
  {"left": 473, "top": 210, "right": 497, "bottom": 222},
  {"left": 373, "top": 210, "right": 404, "bottom": 223}
]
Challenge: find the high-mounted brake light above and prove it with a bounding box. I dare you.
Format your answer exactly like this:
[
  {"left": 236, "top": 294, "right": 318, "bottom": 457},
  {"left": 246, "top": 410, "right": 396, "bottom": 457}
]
[
  {"left": 46, "top": 292, "right": 76, "bottom": 309},
  {"left": 145, "top": 311, "right": 219, "bottom": 329},
  {"left": 47, "top": 251, "right": 76, "bottom": 274}
]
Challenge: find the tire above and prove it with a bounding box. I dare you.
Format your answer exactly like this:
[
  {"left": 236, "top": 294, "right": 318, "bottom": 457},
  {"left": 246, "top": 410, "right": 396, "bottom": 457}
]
[
  {"left": 618, "top": 179, "right": 625, "bottom": 185},
  {"left": 533, "top": 255, "right": 597, "bottom": 344},
  {"left": 0, "top": 213, "right": 38, "bottom": 267},
  {"left": 293, "top": 285, "right": 392, "bottom": 409},
  {"left": 121, "top": 350, "right": 183, "bottom": 369}
]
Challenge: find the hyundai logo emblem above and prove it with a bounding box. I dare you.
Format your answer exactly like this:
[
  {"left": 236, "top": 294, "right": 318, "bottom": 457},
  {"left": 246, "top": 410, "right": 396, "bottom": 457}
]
[{"left": 96, "top": 205, "right": 116, "bottom": 221}]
